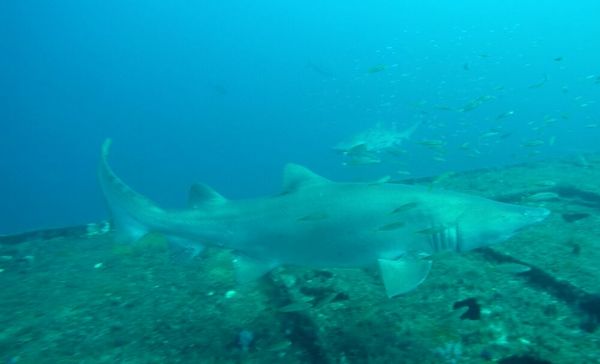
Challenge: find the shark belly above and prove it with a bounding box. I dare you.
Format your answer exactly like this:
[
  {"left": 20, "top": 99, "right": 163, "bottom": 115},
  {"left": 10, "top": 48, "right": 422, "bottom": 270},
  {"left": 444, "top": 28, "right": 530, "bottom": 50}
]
[{"left": 215, "top": 187, "right": 438, "bottom": 268}]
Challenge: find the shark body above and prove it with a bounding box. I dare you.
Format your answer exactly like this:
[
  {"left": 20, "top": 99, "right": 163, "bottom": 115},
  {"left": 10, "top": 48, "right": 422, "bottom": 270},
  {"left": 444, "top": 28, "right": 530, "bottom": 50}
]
[
  {"left": 334, "top": 121, "right": 421, "bottom": 165},
  {"left": 99, "top": 140, "right": 549, "bottom": 297}
]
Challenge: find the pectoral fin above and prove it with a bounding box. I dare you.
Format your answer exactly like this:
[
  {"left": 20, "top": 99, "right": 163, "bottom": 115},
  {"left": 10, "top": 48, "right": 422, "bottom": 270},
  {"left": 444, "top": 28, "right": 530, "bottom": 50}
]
[
  {"left": 378, "top": 258, "right": 432, "bottom": 298},
  {"left": 233, "top": 255, "right": 277, "bottom": 284}
]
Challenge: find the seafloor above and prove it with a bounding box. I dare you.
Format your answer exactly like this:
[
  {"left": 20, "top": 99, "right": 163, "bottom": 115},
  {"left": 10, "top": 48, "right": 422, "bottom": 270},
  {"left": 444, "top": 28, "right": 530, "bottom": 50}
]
[{"left": 1, "top": 155, "right": 600, "bottom": 364}]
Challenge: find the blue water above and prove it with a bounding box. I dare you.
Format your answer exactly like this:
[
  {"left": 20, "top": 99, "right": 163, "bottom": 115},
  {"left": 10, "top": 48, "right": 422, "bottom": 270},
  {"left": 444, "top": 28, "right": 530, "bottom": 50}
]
[{"left": 2, "top": 0, "right": 600, "bottom": 234}]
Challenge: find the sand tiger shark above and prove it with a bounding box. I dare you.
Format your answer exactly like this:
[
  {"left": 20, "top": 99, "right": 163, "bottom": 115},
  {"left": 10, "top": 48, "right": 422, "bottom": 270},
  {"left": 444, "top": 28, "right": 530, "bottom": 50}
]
[
  {"left": 333, "top": 121, "right": 421, "bottom": 165},
  {"left": 99, "top": 139, "right": 549, "bottom": 297}
]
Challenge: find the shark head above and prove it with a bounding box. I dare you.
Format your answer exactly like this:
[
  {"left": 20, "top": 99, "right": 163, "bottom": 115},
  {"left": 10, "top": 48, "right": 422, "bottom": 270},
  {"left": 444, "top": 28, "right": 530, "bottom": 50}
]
[{"left": 455, "top": 201, "right": 550, "bottom": 252}]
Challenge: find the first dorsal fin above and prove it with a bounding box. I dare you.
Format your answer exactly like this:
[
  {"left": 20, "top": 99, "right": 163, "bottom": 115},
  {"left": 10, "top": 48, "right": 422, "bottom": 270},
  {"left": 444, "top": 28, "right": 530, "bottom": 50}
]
[
  {"left": 281, "top": 164, "right": 331, "bottom": 194},
  {"left": 188, "top": 183, "right": 227, "bottom": 209}
]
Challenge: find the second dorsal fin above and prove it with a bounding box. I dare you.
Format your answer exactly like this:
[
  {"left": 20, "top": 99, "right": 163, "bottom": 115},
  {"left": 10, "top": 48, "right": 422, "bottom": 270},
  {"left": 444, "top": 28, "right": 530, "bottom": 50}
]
[{"left": 188, "top": 183, "right": 227, "bottom": 209}]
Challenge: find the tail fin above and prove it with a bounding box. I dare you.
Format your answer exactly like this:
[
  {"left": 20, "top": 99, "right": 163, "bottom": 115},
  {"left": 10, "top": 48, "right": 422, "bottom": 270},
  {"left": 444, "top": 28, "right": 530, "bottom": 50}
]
[{"left": 98, "top": 139, "right": 164, "bottom": 243}]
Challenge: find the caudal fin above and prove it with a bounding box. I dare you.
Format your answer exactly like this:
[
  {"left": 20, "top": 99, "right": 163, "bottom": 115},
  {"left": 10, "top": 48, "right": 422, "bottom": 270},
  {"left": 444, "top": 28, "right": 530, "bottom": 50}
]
[{"left": 98, "top": 139, "right": 164, "bottom": 243}]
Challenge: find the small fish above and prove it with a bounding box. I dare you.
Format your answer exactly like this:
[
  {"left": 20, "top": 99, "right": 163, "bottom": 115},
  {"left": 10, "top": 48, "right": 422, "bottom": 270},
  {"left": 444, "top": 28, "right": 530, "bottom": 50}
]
[
  {"left": 576, "top": 154, "right": 590, "bottom": 168},
  {"left": 369, "top": 176, "right": 391, "bottom": 185},
  {"left": 535, "top": 180, "right": 557, "bottom": 187},
  {"left": 415, "top": 226, "right": 447, "bottom": 235},
  {"left": 343, "top": 155, "right": 381, "bottom": 166},
  {"left": 554, "top": 56, "right": 563, "bottom": 62},
  {"left": 522, "top": 140, "right": 545, "bottom": 147},
  {"left": 391, "top": 202, "right": 419, "bottom": 214},
  {"left": 481, "top": 131, "right": 502, "bottom": 138},
  {"left": 467, "top": 149, "right": 482, "bottom": 157},
  {"left": 279, "top": 301, "right": 313, "bottom": 312},
  {"left": 459, "top": 95, "right": 495, "bottom": 112},
  {"left": 297, "top": 212, "right": 329, "bottom": 222},
  {"left": 368, "top": 64, "right": 386, "bottom": 74},
  {"left": 268, "top": 340, "right": 292, "bottom": 352},
  {"left": 417, "top": 139, "right": 446, "bottom": 148},
  {"left": 431, "top": 171, "right": 455, "bottom": 186},
  {"left": 528, "top": 75, "right": 548, "bottom": 89},
  {"left": 314, "top": 292, "right": 339, "bottom": 309},
  {"left": 459, "top": 101, "right": 480, "bottom": 112},
  {"left": 306, "top": 61, "right": 334, "bottom": 78},
  {"left": 525, "top": 192, "right": 559, "bottom": 202},
  {"left": 496, "top": 110, "right": 515, "bottom": 120},
  {"left": 377, "top": 221, "right": 406, "bottom": 231},
  {"left": 211, "top": 84, "right": 228, "bottom": 96},
  {"left": 584, "top": 74, "right": 600, "bottom": 83}
]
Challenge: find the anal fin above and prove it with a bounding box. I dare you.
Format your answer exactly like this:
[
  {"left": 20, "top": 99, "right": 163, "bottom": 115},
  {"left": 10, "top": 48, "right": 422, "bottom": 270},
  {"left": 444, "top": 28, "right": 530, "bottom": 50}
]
[
  {"left": 378, "top": 257, "right": 432, "bottom": 298},
  {"left": 166, "top": 235, "right": 205, "bottom": 258},
  {"left": 233, "top": 255, "right": 277, "bottom": 284}
]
